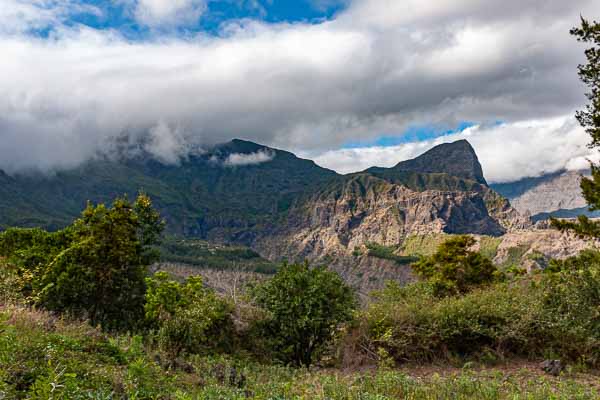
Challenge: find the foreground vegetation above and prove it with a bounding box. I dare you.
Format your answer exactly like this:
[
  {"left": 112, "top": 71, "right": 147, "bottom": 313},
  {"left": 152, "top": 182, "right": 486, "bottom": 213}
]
[
  {"left": 1, "top": 304, "right": 599, "bottom": 400},
  {"left": 2, "top": 204, "right": 600, "bottom": 398}
]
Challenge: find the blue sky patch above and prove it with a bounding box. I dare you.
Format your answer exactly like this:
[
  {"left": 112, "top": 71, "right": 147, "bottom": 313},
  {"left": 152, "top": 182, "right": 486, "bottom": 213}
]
[
  {"left": 36, "top": 0, "right": 347, "bottom": 39},
  {"left": 343, "top": 121, "right": 476, "bottom": 149}
]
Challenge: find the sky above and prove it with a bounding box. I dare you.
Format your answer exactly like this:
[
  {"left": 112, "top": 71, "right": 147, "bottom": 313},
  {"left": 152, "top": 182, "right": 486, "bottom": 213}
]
[{"left": 1, "top": 0, "right": 599, "bottom": 182}]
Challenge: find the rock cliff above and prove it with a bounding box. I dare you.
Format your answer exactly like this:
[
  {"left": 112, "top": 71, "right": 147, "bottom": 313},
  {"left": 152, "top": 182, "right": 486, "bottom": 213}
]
[
  {"left": 255, "top": 141, "right": 530, "bottom": 267},
  {"left": 491, "top": 169, "right": 600, "bottom": 219}
]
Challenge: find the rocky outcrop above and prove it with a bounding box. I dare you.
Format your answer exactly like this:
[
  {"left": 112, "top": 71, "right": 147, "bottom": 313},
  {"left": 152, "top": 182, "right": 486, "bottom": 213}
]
[
  {"left": 381, "top": 140, "right": 487, "bottom": 185},
  {"left": 510, "top": 170, "right": 587, "bottom": 215},
  {"left": 250, "top": 141, "right": 532, "bottom": 284},
  {"left": 256, "top": 174, "right": 509, "bottom": 260},
  {"left": 492, "top": 229, "right": 599, "bottom": 269},
  {"left": 491, "top": 170, "right": 597, "bottom": 219}
]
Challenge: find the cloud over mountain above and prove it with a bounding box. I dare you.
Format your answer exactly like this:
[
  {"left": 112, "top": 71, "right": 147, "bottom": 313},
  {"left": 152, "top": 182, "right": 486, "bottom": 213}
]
[
  {"left": 0, "top": 0, "right": 599, "bottom": 178},
  {"left": 312, "top": 116, "right": 593, "bottom": 183},
  {"left": 223, "top": 150, "right": 275, "bottom": 166}
]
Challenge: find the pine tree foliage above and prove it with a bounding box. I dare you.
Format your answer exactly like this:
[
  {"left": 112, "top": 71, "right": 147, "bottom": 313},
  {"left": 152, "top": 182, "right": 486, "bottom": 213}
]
[
  {"left": 553, "top": 18, "right": 600, "bottom": 237},
  {"left": 411, "top": 235, "right": 498, "bottom": 297}
]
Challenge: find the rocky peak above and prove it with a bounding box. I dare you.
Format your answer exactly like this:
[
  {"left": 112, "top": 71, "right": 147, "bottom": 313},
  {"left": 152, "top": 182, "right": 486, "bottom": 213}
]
[{"left": 390, "top": 140, "right": 487, "bottom": 185}]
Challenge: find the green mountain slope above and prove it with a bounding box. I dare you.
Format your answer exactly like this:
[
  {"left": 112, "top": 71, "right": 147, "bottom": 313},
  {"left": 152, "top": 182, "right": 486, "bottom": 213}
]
[
  {"left": 0, "top": 139, "right": 337, "bottom": 238},
  {"left": 0, "top": 139, "right": 517, "bottom": 247}
]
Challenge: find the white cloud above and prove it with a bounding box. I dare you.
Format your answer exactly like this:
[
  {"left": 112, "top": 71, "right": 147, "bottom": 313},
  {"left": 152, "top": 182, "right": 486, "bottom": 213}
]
[
  {"left": 134, "top": 0, "right": 207, "bottom": 27},
  {"left": 312, "top": 115, "right": 597, "bottom": 183},
  {"left": 223, "top": 150, "right": 275, "bottom": 166},
  {"left": 0, "top": 0, "right": 100, "bottom": 34},
  {"left": 0, "top": 0, "right": 599, "bottom": 175},
  {"left": 144, "top": 121, "right": 190, "bottom": 164}
]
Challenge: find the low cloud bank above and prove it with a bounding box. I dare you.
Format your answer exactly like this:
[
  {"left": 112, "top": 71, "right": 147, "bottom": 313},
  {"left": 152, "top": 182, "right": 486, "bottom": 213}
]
[
  {"left": 312, "top": 115, "right": 596, "bottom": 183},
  {"left": 0, "top": 0, "right": 599, "bottom": 174}
]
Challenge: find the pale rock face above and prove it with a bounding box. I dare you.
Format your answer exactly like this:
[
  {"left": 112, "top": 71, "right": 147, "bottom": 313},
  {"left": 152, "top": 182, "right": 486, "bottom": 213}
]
[
  {"left": 510, "top": 171, "right": 587, "bottom": 215},
  {"left": 255, "top": 175, "right": 522, "bottom": 261},
  {"left": 493, "top": 229, "right": 598, "bottom": 266},
  {"left": 492, "top": 170, "right": 591, "bottom": 217}
]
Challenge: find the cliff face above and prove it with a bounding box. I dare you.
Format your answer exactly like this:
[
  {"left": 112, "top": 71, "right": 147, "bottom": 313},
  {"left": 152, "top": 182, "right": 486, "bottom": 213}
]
[
  {"left": 378, "top": 140, "right": 487, "bottom": 185},
  {"left": 255, "top": 162, "right": 528, "bottom": 263},
  {"left": 509, "top": 171, "right": 587, "bottom": 215},
  {"left": 2, "top": 138, "right": 530, "bottom": 282},
  {"left": 491, "top": 170, "right": 598, "bottom": 219}
]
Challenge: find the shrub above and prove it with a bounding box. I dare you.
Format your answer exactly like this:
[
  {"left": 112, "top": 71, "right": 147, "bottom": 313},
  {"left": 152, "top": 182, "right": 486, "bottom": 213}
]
[
  {"left": 0, "top": 228, "right": 74, "bottom": 300},
  {"left": 411, "top": 235, "right": 498, "bottom": 297},
  {"left": 145, "top": 272, "right": 234, "bottom": 356},
  {"left": 362, "top": 281, "right": 545, "bottom": 363},
  {"left": 365, "top": 243, "right": 418, "bottom": 265},
  {"left": 37, "top": 194, "right": 164, "bottom": 331},
  {"left": 0, "top": 259, "right": 23, "bottom": 304},
  {"left": 251, "top": 262, "right": 356, "bottom": 367},
  {"left": 360, "top": 250, "right": 600, "bottom": 366},
  {"left": 540, "top": 250, "right": 600, "bottom": 364}
]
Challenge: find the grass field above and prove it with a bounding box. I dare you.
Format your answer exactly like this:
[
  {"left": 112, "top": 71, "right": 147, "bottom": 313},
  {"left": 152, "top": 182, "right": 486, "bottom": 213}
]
[{"left": 1, "top": 304, "right": 599, "bottom": 400}]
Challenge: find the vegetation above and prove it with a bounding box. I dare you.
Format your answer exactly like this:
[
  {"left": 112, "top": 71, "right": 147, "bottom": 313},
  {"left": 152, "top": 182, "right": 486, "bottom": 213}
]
[
  {"left": 365, "top": 242, "right": 418, "bottom": 265},
  {"left": 159, "top": 237, "right": 278, "bottom": 274},
  {"left": 251, "top": 262, "right": 356, "bottom": 367},
  {"left": 0, "top": 139, "right": 337, "bottom": 237},
  {"left": 553, "top": 17, "right": 600, "bottom": 237},
  {"left": 0, "top": 194, "right": 164, "bottom": 331},
  {"left": 498, "top": 245, "right": 530, "bottom": 269},
  {"left": 2, "top": 303, "right": 599, "bottom": 399},
  {"left": 478, "top": 236, "right": 502, "bottom": 260},
  {"left": 2, "top": 195, "right": 600, "bottom": 397},
  {"left": 400, "top": 233, "right": 450, "bottom": 257},
  {"left": 3, "top": 14, "right": 600, "bottom": 400},
  {"left": 361, "top": 249, "right": 600, "bottom": 366},
  {"left": 411, "top": 235, "right": 499, "bottom": 297},
  {"left": 145, "top": 272, "right": 233, "bottom": 356}
]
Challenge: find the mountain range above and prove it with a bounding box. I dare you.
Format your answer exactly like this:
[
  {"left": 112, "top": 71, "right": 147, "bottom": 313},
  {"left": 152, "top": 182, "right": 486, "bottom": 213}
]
[
  {"left": 4, "top": 138, "right": 600, "bottom": 290},
  {"left": 0, "top": 139, "right": 526, "bottom": 242}
]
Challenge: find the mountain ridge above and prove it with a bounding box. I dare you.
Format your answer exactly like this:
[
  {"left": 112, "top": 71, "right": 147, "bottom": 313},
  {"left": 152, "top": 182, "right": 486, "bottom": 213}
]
[
  {"left": 367, "top": 140, "right": 487, "bottom": 185},
  {"left": 0, "top": 139, "right": 528, "bottom": 276}
]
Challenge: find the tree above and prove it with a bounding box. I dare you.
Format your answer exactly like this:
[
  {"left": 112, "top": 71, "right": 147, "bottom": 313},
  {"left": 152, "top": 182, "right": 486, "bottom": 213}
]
[
  {"left": 144, "top": 271, "right": 233, "bottom": 355},
  {"left": 38, "top": 194, "right": 164, "bottom": 330},
  {"left": 251, "top": 262, "right": 356, "bottom": 367},
  {"left": 411, "top": 235, "right": 498, "bottom": 297},
  {"left": 553, "top": 18, "right": 600, "bottom": 237},
  {"left": 0, "top": 227, "right": 74, "bottom": 300}
]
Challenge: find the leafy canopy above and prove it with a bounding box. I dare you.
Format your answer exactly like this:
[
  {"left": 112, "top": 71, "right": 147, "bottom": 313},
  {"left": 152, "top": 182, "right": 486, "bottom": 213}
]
[
  {"left": 553, "top": 18, "right": 600, "bottom": 237},
  {"left": 145, "top": 271, "right": 233, "bottom": 356},
  {"left": 411, "top": 235, "right": 498, "bottom": 297},
  {"left": 0, "top": 193, "right": 164, "bottom": 331},
  {"left": 252, "top": 262, "right": 356, "bottom": 367}
]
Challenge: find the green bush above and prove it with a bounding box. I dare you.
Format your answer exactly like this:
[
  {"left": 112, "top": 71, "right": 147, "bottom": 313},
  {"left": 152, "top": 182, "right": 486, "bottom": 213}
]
[
  {"left": 38, "top": 194, "right": 164, "bottom": 331},
  {"left": 0, "top": 227, "right": 75, "bottom": 300},
  {"left": 411, "top": 235, "right": 499, "bottom": 297},
  {"left": 365, "top": 243, "right": 418, "bottom": 265},
  {"left": 540, "top": 250, "right": 600, "bottom": 364},
  {"left": 145, "top": 271, "right": 234, "bottom": 356},
  {"left": 363, "top": 281, "right": 543, "bottom": 363},
  {"left": 251, "top": 262, "right": 356, "bottom": 366},
  {"left": 0, "top": 260, "right": 23, "bottom": 304},
  {"left": 0, "top": 194, "right": 164, "bottom": 331},
  {"left": 361, "top": 250, "right": 600, "bottom": 366}
]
